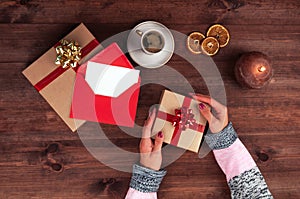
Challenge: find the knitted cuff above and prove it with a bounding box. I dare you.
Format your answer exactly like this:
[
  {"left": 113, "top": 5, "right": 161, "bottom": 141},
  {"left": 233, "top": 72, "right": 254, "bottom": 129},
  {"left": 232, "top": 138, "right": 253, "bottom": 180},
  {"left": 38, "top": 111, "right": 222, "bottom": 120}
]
[
  {"left": 228, "top": 166, "right": 274, "bottom": 199},
  {"left": 129, "top": 164, "right": 167, "bottom": 193},
  {"left": 204, "top": 122, "right": 238, "bottom": 150}
]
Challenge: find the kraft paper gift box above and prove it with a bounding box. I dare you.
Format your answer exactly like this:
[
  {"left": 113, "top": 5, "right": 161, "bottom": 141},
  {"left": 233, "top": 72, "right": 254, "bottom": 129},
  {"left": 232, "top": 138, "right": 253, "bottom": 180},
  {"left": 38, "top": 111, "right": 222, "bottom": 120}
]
[
  {"left": 22, "top": 23, "right": 101, "bottom": 132},
  {"left": 152, "top": 90, "right": 208, "bottom": 153},
  {"left": 70, "top": 43, "right": 141, "bottom": 127}
]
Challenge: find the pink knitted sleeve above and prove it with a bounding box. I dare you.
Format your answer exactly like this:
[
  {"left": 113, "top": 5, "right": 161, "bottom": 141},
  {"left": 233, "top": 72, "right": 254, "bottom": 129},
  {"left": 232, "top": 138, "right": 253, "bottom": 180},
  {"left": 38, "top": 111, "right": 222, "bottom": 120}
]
[
  {"left": 125, "top": 188, "right": 157, "bottom": 199},
  {"left": 213, "top": 138, "right": 257, "bottom": 181},
  {"left": 205, "top": 122, "right": 273, "bottom": 198}
]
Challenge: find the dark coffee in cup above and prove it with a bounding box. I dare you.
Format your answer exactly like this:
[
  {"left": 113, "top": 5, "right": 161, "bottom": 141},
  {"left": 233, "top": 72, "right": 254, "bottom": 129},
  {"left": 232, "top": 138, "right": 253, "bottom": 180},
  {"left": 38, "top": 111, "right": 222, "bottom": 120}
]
[{"left": 141, "top": 30, "right": 165, "bottom": 54}]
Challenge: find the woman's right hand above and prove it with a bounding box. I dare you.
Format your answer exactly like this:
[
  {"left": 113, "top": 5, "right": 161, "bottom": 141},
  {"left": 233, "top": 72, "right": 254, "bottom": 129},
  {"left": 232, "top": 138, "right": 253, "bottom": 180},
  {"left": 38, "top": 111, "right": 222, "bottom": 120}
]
[{"left": 190, "top": 93, "right": 229, "bottom": 133}]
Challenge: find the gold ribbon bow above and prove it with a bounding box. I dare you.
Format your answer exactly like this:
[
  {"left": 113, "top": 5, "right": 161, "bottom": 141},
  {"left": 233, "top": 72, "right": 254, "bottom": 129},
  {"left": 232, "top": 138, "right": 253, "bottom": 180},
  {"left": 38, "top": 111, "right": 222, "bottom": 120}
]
[{"left": 55, "top": 39, "right": 82, "bottom": 68}]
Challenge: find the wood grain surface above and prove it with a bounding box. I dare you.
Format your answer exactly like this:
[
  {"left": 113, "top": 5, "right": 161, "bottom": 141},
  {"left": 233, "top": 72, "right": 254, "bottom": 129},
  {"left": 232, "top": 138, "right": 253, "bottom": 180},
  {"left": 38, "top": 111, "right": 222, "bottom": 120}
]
[{"left": 0, "top": 0, "right": 300, "bottom": 198}]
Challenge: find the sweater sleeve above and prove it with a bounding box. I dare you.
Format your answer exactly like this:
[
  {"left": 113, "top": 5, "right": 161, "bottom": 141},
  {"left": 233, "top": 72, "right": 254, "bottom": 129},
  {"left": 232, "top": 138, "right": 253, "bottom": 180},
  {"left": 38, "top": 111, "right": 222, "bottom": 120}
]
[
  {"left": 125, "top": 164, "right": 167, "bottom": 199},
  {"left": 205, "top": 122, "right": 273, "bottom": 199}
]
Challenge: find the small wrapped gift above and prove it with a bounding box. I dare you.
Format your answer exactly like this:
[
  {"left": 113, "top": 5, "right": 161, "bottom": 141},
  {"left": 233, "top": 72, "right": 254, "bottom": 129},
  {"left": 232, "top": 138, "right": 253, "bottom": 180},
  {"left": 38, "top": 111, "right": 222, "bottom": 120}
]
[
  {"left": 152, "top": 90, "right": 208, "bottom": 153},
  {"left": 22, "top": 23, "right": 101, "bottom": 131}
]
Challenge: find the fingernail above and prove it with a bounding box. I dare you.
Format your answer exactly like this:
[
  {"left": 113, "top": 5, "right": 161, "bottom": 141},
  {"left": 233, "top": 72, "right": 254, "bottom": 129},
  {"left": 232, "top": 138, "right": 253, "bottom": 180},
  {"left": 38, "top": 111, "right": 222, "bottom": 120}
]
[
  {"left": 158, "top": 131, "right": 163, "bottom": 138},
  {"left": 199, "top": 103, "right": 205, "bottom": 110}
]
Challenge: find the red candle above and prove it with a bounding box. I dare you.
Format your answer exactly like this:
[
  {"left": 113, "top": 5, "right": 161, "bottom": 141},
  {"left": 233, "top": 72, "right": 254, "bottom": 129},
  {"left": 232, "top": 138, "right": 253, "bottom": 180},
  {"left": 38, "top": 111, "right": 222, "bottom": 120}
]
[{"left": 234, "top": 52, "right": 273, "bottom": 89}]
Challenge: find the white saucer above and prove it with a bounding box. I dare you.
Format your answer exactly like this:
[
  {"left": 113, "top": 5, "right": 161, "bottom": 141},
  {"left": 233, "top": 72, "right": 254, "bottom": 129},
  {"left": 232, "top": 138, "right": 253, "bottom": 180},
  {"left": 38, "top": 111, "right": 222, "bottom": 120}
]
[{"left": 127, "top": 21, "right": 175, "bottom": 69}]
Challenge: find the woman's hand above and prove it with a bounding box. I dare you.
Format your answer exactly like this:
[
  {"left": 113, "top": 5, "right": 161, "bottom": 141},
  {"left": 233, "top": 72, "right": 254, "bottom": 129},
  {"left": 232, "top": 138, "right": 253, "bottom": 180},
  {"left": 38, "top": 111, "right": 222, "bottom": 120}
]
[
  {"left": 190, "top": 93, "right": 229, "bottom": 133},
  {"left": 139, "top": 108, "right": 164, "bottom": 171}
]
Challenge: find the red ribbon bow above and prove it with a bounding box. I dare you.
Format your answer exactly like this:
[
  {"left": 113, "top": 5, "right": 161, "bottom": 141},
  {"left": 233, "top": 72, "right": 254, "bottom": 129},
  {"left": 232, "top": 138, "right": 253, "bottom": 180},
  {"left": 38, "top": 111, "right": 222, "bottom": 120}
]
[
  {"left": 172, "top": 107, "right": 197, "bottom": 131},
  {"left": 156, "top": 96, "right": 205, "bottom": 147}
]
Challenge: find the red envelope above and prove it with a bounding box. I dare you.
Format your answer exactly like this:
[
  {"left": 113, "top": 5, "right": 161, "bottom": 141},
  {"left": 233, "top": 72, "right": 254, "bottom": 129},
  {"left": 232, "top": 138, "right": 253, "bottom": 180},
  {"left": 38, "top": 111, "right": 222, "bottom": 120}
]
[{"left": 70, "top": 43, "right": 140, "bottom": 127}]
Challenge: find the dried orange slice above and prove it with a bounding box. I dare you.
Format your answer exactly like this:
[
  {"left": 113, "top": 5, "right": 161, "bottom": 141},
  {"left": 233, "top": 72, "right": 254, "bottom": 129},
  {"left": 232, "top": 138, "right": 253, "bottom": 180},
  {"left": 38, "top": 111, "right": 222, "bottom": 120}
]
[
  {"left": 201, "top": 37, "right": 219, "bottom": 56},
  {"left": 207, "top": 24, "right": 230, "bottom": 48},
  {"left": 187, "top": 32, "right": 205, "bottom": 54}
]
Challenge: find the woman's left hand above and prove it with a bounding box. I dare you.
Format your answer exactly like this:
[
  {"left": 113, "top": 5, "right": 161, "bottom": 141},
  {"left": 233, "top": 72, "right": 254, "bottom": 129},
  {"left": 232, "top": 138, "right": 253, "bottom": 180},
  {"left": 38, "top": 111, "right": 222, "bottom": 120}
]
[{"left": 139, "top": 108, "right": 164, "bottom": 171}]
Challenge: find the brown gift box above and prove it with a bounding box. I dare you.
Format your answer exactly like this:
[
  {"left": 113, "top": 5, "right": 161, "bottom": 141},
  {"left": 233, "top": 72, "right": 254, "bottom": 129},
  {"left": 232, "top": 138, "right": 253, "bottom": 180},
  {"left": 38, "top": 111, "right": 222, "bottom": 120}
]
[
  {"left": 22, "top": 23, "right": 102, "bottom": 132},
  {"left": 152, "top": 90, "right": 208, "bottom": 153}
]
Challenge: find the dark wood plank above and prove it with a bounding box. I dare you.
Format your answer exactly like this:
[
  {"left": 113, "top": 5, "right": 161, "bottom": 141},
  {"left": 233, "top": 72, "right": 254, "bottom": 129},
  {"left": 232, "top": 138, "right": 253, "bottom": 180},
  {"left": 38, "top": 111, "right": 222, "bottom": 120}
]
[
  {"left": 1, "top": 24, "right": 300, "bottom": 63},
  {"left": 0, "top": 0, "right": 300, "bottom": 25},
  {"left": 1, "top": 0, "right": 300, "bottom": 198}
]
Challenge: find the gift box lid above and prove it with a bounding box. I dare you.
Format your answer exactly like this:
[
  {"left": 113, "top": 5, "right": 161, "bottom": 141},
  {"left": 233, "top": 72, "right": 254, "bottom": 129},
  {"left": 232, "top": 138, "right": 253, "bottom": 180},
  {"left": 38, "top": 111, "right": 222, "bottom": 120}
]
[
  {"left": 153, "top": 90, "right": 208, "bottom": 153},
  {"left": 22, "top": 23, "right": 101, "bottom": 132}
]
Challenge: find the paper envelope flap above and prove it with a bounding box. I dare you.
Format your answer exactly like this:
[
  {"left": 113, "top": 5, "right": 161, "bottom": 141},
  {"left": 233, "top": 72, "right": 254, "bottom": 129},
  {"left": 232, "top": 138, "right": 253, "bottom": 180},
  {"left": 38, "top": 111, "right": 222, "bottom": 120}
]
[{"left": 85, "top": 62, "right": 140, "bottom": 97}]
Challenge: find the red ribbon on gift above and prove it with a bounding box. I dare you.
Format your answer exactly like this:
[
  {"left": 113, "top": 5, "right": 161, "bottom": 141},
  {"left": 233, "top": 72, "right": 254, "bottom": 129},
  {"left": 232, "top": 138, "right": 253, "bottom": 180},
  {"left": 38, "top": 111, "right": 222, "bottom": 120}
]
[
  {"left": 172, "top": 107, "right": 197, "bottom": 131},
  {"left": 34, "top": 39, "right": 99, "bottom": 91},
  {"left": 156, "top": 97, "right": 205, "bottom": 146}
]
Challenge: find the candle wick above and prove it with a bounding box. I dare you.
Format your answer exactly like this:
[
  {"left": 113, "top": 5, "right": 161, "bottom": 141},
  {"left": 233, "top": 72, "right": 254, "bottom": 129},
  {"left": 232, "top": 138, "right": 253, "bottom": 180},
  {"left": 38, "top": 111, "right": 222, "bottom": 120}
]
[{"left": 258, "top": 65, "right": 266, "bottom": 72}]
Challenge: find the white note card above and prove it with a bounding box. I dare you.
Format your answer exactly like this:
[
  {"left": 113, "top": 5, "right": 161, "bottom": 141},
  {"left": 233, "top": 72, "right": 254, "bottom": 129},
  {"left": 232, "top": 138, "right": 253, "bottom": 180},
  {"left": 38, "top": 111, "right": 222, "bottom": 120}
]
[{"left": 85, "top": 61, "right": 140, "bottom": 97}]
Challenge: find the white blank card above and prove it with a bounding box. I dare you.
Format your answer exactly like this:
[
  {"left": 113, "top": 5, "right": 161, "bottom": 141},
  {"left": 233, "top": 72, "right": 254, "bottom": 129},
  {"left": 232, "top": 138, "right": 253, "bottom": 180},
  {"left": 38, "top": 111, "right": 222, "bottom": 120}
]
[{"left": 85, "top": 61, "right": 140, "bottom": 97}]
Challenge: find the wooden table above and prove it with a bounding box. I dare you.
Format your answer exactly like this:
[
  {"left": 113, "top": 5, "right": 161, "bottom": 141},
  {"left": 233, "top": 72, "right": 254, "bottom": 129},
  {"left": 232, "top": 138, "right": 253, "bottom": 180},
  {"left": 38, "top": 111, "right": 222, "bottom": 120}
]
[{"left": 1, "top": 0, "right": 299, "bottom": 198}]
